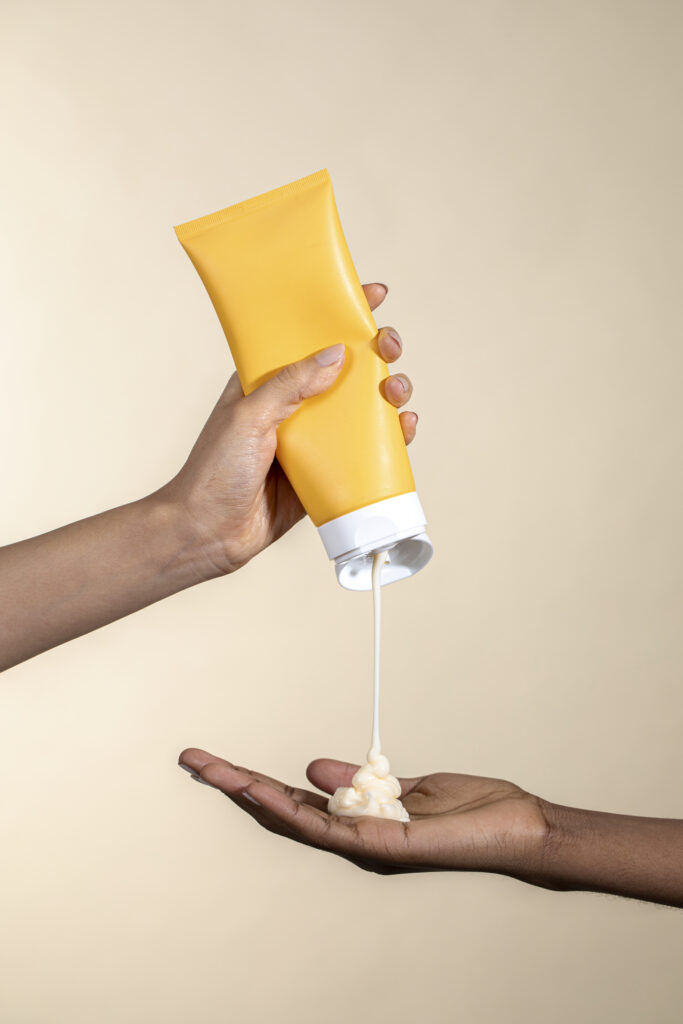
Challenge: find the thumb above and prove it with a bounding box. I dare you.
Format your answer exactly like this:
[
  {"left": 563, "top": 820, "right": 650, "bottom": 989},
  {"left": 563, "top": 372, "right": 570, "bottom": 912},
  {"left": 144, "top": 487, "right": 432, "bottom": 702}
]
[
  {"left": 244, "top": 344, "right": 345, "bottom": 428},
  {"left": 306, "top": 758, "right": 360, "bottom": 795},
  {"left": 307, "top": 757, "right": 424, "bottom": 799}
]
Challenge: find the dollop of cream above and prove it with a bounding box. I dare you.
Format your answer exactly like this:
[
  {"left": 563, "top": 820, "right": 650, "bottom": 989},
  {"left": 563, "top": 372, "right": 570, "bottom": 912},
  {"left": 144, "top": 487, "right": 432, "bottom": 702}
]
[{"left": 328, "top": 747, "right": 409, "bottom": 822}]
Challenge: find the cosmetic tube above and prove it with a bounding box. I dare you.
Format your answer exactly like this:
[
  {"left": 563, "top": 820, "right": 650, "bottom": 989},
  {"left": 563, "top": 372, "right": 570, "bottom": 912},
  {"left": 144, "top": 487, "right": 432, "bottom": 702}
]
[{"left": 175, "top": 169, "right": 432, "bottom": 590}]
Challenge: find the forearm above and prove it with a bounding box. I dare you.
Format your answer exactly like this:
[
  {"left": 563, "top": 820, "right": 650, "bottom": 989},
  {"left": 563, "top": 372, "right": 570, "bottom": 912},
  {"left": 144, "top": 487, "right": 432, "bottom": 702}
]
[
  {"left": 536, "top": 801, "right": 683, "bottom": 908},
  {"left": 0, "top": 493, "right": 218, "bottom": 671}
]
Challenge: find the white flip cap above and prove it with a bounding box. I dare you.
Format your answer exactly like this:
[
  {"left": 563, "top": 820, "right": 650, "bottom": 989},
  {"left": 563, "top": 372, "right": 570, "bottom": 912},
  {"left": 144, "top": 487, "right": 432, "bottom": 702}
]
[{"left": 317, "top": 491, "right": 433, "bottom": 591}]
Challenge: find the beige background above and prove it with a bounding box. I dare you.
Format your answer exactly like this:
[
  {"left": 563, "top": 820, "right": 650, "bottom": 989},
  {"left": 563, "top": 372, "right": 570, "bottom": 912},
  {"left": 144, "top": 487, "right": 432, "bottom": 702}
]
[{"left": 1, "top": 0, "right": 682, "bottom": 1020}]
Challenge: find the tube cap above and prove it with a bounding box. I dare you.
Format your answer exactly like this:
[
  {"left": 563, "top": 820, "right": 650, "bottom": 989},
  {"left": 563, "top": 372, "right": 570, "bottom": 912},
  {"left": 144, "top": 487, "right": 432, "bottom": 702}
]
[{"left": 317, "top": 492, "right": 433, "bottom": 591}]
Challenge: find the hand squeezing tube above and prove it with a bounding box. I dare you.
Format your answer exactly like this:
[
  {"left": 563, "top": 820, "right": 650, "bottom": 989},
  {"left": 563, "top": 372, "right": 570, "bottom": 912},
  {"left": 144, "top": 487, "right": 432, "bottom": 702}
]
[{"left": 175, "top": 169, "right": 432, "bottom": 590}]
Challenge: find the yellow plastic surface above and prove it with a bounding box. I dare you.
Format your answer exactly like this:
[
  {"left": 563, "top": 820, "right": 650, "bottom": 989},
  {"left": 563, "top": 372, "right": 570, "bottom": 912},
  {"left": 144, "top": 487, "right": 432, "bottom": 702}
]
[{"left": 175, "top": 169, "right": 415, "bottom": 527}]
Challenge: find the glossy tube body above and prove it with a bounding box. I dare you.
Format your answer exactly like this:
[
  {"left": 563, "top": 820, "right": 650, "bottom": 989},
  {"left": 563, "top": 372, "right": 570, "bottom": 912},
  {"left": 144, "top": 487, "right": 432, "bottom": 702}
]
[{"left": 174, "top": 169, "right": 415, "bottom": 528}]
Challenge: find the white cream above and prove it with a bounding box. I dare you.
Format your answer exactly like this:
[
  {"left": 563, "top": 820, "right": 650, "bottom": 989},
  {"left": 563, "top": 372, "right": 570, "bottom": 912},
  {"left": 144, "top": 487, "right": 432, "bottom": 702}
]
[{"left": 328, "top": 550, "right": 409, "bottom": 823}]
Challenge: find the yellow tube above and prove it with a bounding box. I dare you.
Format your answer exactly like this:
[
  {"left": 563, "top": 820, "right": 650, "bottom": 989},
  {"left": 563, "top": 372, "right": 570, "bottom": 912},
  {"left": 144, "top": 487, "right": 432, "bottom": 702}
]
[{"left": 175, "top": 169, "right": 432, "bottom": 589}]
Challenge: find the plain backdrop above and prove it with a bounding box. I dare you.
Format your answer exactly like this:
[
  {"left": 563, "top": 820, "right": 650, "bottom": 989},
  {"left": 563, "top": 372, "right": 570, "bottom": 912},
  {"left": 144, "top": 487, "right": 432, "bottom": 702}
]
[{"left": 1, "top": 1, "right": 682, "bottom": 1021}]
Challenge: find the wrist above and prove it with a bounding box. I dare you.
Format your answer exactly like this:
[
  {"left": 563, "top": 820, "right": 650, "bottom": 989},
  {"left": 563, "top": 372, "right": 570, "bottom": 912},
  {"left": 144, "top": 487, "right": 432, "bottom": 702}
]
[
  {"left": 459, "top": 791, "right": 564, "bottom": 886},
  {"left": 527, "top": 801, "right": 683, "bottom": 906},
  {"left": 526, "top": 800, "right": 633, "bottom": 897},
  {"left": 523, "top": 800, "right": 592, "bottom": 892},
  {"left": 139, "top": 490, "right": 225, "bottom": 588},
  {"left": 488, "top": 795, "right": 591, "bottom": 892}
]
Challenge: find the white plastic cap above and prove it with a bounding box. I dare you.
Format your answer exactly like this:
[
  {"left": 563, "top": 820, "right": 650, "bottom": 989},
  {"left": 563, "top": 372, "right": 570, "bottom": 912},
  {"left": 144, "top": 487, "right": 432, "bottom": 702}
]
[{"left": 317, "top": 492, "right": 433, "bottom": 591}]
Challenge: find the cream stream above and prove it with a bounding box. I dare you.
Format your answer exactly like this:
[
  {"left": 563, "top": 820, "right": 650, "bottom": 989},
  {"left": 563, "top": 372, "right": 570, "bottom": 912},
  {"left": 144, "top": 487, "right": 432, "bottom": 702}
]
[{"left": 328, "top": 550, "right": 409, "bottom": 822}]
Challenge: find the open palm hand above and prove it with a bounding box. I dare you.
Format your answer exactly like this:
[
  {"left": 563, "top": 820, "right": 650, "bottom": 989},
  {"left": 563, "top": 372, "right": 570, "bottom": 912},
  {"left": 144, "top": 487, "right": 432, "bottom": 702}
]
[{"left": 179, "top": 749, "right": 551, "bottom": 881}]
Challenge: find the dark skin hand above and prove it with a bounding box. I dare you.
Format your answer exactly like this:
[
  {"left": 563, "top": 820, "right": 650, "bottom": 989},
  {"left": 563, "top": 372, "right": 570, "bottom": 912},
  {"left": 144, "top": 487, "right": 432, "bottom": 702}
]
[
  {"left": 179, "top": 749, "right": 549, "bottom": 877},
  {"left": 179, "top": 749, "right": 683, "bottom": 908}
]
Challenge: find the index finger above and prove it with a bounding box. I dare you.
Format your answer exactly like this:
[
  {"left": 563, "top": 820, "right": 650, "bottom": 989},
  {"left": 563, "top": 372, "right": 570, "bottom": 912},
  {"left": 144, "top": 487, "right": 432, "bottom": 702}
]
[{"left": 181, "top": 751, "right": 330, "bottom": 812}]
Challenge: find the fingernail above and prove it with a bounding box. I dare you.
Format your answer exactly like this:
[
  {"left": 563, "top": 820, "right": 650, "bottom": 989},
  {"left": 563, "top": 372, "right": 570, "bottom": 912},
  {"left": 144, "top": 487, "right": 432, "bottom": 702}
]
[
  {"left": 393, "top": 374, "right": 409, "bottom": 392},
  {"left": 314, "top": 344, "right": 345, "bottom": 366},
  {"left": 387, "top": 328, "right": 402, "bottom": 350},
  {"left": 374, "top": 282, "right": 389, "bottom": 295},
  {"left": 178, "top": 764, "right": 199, "bottom": 778},
  {"left": 242, "top": 791, "right": 262, "bottom": 806}
]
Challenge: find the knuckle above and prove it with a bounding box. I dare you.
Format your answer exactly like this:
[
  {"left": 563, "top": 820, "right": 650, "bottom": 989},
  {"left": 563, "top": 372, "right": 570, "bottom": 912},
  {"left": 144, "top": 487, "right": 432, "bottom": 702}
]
[
  {"left": 277, "top": 363, "right": 300, "bottom": 388},
  {"left": 276, "top": 363, "right": 310, "bottom": 404}
]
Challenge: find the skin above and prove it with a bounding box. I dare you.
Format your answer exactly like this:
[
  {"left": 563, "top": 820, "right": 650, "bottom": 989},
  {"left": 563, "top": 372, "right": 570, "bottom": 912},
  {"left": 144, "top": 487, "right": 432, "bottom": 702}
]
[
  {"left": 178, "top": 749, "right": 683, "bottom": 909},
  {"left": 5, "top": 276, "right": 680, "bottom": 910},
  {"left": 0, "top": 283, "right": 412, "bottom": 672}
]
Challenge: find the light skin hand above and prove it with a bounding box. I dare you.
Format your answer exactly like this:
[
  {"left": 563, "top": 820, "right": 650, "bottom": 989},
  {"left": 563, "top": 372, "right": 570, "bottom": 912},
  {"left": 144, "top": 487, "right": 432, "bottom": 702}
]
[
  {"left": 178, "top": 749, "right": 683, "bottom": 908},
  {"left": 158, "top": 282, "right": 417, "bottom": 575},
  {"left": 0, "top": 282, "right": 415, "bottom": 671}
]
